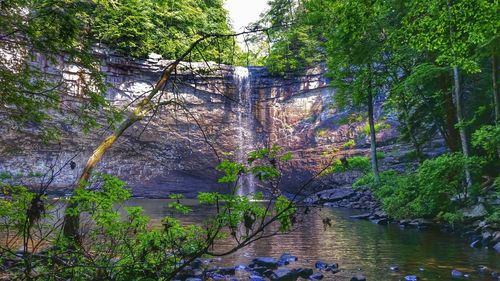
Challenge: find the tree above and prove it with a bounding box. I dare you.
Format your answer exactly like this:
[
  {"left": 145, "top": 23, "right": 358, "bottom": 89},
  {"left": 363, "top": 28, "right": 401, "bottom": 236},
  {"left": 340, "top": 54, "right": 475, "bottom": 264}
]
[
  {"left": 305, "top": 0, "right": 395, "bottom": 183},
  {"left": 259, "top": 0, "right": 323, "bottom": 75},
  {"left": 404, "top": 0, "right": 498, "bottom": 188}
]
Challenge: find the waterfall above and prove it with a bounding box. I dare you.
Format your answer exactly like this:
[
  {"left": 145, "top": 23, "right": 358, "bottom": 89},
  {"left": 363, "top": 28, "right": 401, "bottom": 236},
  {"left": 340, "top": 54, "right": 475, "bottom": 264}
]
[{"left": 233, "top": 67, "right": 256, "bottom": 196}]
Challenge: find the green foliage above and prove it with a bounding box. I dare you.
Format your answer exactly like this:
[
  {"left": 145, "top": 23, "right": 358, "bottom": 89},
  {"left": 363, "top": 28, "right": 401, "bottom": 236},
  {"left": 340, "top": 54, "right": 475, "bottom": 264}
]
[
  {"left": 275, "top": 196, "right": 297, "bottom": 232},
  {"left": 362, "top": 153, "right": 484, "bottom": 220},
  {"left": 342, "top": 139, "right": 356, "bottom": 149},
  {"left": 472, "top": 125, "right": 500, "bottom": 158},
  {"left": 362, "top": 121, "right": 391, "bottom": 136},
  {"left": 216, "top": 159, "right": 245, "bottom": 183},
  {"left": 437, "top": 211, "right": 464, "bottom": 226},
  {"left": 0, "top": 167, "right": 298, "bottom": 280},
  {"left": 404, "top": 0, "right": 498, "bottom": 73},
  {"left": 92, "top": 0, "right": 236, "bottom": 62},
  {"left": 323, "top": 155, "right": 384, "bottom": 176},
  {"left": 168, "top": 194, "right": 192, "bottom": 214},
  {"left": 260, "top": 0, "right": 323, "bottom": 75}
]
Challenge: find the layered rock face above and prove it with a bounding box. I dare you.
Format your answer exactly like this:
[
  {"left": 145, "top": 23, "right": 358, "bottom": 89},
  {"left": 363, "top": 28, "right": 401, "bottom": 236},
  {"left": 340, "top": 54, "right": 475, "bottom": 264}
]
[{"left": 0, "top": 52, "right": 439, "bottom": 197}]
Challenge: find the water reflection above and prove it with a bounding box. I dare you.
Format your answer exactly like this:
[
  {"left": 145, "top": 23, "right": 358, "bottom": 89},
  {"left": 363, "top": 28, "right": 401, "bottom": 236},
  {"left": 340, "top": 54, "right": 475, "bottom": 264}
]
[{"left": 124, "top": 199, "right": 500, "bottom": 281}]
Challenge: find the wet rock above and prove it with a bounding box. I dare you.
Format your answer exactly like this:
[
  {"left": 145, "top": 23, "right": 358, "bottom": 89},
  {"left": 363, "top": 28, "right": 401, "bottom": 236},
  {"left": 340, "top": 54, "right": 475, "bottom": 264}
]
[
  {"left": 389, "top": 265, "right": 399, "bottom": 271},
  {"left": 278, "top": 253, "right": 298, "bottom": 265},
  {"left": 489, "top": 231, "right": 500, "bottom": 247},
  {"left": 314, "top": 261, "right": 329, "bottom": 270},
  {"left": 470, "top": 240, "right": 481, "bottom": 248},
  {"left": 451, "top": 270, "right": 463, "bottom": 278},
  {"left": 493, "top": 242, "right": 500, "bottom": 253},
  {"left": 207, "top": 267, "right": 236, "bottom": 276},
  {"left": 316, "top": 188, "right": 355, "bottom": 203},
  {"left": 477, "top": 265, "right": 490, "bottom": 274},
  {"left": 462, "top": 204, "right": 487, "bottom": 219},
  {"left": 235, "top": 265, "right": 248, "bottom": 271},
  {"left": 373, "top": 210, "right": 387, "bottom": 218},
  {"left": 371, "top": 218, "right": 389, "bottom": 225},
  {"left": 249, "top": 275, "right": 266, "bottom": 281},
  {"left": 350, "top": 213, "right": 371, "bottom": 220},
  {"left": 209, "top": 273, "right": 226, "bottom": 280},
  {"left": 251, "top": 267, "right": 269, "bottom": 275},
  {"left": 252, "top": 257, "right": 279, "bottom": 269},
  {"left": 186, "top": 278, "right": 202, "bottom": 281},
  {"left": 404, "top": 275, "right": 418, "bottom": 281},
  {"left": 350, "top": 274, "right": 366, "bottom": 281},
  {"left": 418, "top": 268, "right": 425, "bottom": 272},
  {"left": 314, "top": 261, "right": 338, "bottom": 271},
  {"left": 270, "top": 268, "right": 299, "bottom": 281},
  {"left": 295, "top": 268, "right": 314, "bottom": 278},
  {"left": 482, "top": 231, "right": 492, "bottom": 243},
  {"left": 463, "top": 274, "right": 470, "bottom": 278},
  {"left": 309, "top": 273, "right": 323, "bottom": 280}
]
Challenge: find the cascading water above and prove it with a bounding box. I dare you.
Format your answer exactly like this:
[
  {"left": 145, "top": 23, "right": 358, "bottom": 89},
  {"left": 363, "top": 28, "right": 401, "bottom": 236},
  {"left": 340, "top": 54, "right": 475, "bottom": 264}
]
[{"left": 233, "top": 67, "right": 256, "bottom": 196}]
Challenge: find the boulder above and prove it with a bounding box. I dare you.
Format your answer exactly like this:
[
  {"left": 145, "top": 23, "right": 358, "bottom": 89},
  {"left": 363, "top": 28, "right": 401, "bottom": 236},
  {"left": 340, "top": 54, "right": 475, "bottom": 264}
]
[
  {"left": 350, "top": 213, "right": 371, "bottom": 220},
  {"left": 404, "top": 275, "right": 418, "bottom": 281},
  {"left": 295, "top": 268, "right": 313, "bottom": 278},
  {"left": 451, "top": 270, "right": 463, "bottom": 278},
  {"left": 350, "top": 274, "right": 366, "bottom": 281},
  {"left": 493, "top": 242, "right": 500, "bottom": 253},
  {"left": 389, "top": 265, "right": 399, "bottom": 271},
  {"left": 249, "top": 275, "right": 266, "bottom": 281},
  {"left": 278, "top": 253, "right": 298, "bottom": 265},
  {"left": 371, "top": 218, "right": 389, "bottom": 225},
  {"left": 462, "top": 204, "right": 487, "bottom": 219},
  {"left": 270, "top": 268, "right": 299, "bottom": 281},
  {"left": 309, "top": 273, "right": 323, "bottom": 280},
  {"left": 252, "top": 257, "right": 279, "bottom": 269},
  {"left": 470, "top": 240, "right": 481, "bottom": 248},
  {"left": 314, "top": 261, "right": 338, "bottom": 271},
  {"left": 314, "top": 261, "right": 329, "bottom": 270},
  {"left": 207, "top": 267, "right": 236, "bottom": 276},
  {"left": 317, "top": 188, "right": 355, "bottom": 203}
]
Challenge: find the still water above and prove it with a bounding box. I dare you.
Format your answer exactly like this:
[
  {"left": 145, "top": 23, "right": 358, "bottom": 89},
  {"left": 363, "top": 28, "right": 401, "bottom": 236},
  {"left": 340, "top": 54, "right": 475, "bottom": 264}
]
[{"left": 126, "top": 199, "right": 500, "bottom": 281}]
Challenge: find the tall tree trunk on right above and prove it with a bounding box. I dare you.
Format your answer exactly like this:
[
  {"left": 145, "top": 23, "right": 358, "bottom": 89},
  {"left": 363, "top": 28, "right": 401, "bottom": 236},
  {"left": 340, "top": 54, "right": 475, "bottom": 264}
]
[
  {"left": 492, "top": 54, "right": 499, "bottom": 124},
  {"left": 367, "top": 69, "right": 380, "bottom": 184},
  {"left": 452, "top": 66, "right": 472, "bottom": 190}
]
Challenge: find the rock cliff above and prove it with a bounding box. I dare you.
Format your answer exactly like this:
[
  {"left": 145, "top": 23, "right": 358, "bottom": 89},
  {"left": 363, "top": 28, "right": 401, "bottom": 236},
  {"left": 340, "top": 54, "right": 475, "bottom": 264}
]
[{"left": 0, "top": 51, "right": 444, "bottom": 197}]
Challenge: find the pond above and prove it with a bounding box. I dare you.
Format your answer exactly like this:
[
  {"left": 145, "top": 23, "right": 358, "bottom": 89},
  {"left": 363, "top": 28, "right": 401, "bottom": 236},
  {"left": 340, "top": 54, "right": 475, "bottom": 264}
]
[{"left": 126, "top": 199, "right": 500, "bottom": 281}]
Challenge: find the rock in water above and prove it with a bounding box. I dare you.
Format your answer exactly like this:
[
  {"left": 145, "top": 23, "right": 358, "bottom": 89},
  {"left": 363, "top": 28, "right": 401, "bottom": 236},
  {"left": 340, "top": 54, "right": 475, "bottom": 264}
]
[
  {"left": 278, "top": 253, "right": 298, "bottom": 265},
  {"left": 451, "top": 270, "right": 463, "bottom": 278},
  {"left": 295, "top": 268, "right": 314, "bottom": 278},
  {"left": 252, "top": 257, "right": 279, "bottom": 269},
  {"left": 462, "top": 204, "right": 487, "bottom": 219},
  {"left": 404, "top": 275, "right": 418, "bottom": 281},
  {"left": 270, "top": 268, "right": 299, "bottom": 281},
  {"left": 309, "top": 273, "right": 323, "bottom": 280},
  {"left": 350, "top": 274, "right": 366, "bottom": 281},
  {"left": 350, "top": 213, "right": 371, "bottom": 220},
  {"left": 249, "top": 275, "right": 266, "bottom": 281},
  {"left": 493, "top": 242, "right": 500, "bottom": 253}
]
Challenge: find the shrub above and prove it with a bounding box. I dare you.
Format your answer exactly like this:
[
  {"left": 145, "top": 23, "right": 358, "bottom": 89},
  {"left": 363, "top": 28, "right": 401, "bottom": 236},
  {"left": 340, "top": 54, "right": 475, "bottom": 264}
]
[{"left": 354, "top": 153, "right": 483, "bottom": 220}]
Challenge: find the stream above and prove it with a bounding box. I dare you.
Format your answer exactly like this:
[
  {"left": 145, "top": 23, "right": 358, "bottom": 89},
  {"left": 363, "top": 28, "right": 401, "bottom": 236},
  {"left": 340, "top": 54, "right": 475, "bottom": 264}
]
[{"left": 125, "top": 199, "right": 500, "bottom": 281}]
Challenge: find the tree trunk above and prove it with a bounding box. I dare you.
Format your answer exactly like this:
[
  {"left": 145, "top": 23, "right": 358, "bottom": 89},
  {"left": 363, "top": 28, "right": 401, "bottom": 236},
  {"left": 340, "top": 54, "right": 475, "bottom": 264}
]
[
  {"left": 452, "top": 66, "right": 472, "bottom": 190},
  {"left": 492, "top": 54, "right": 499, "bottom": 124},
  {"left": 401, "top": 88, "right": 424, "bottom": 163},
  {"left": 62, "top": 57, "right": 183, "bottom": 240},
  {"left": 441, "top": 73, "right": 460, "bottom": 151},
  {"left": 367, "top": 69, "right": 380, "bottom": 184}
]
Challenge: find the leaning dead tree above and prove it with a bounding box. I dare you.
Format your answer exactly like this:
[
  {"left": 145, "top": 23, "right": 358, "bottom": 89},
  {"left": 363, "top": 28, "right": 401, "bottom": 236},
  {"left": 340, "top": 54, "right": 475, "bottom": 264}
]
[{"left": 61, "top": 29, "right": 268, "bottom": 241}]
